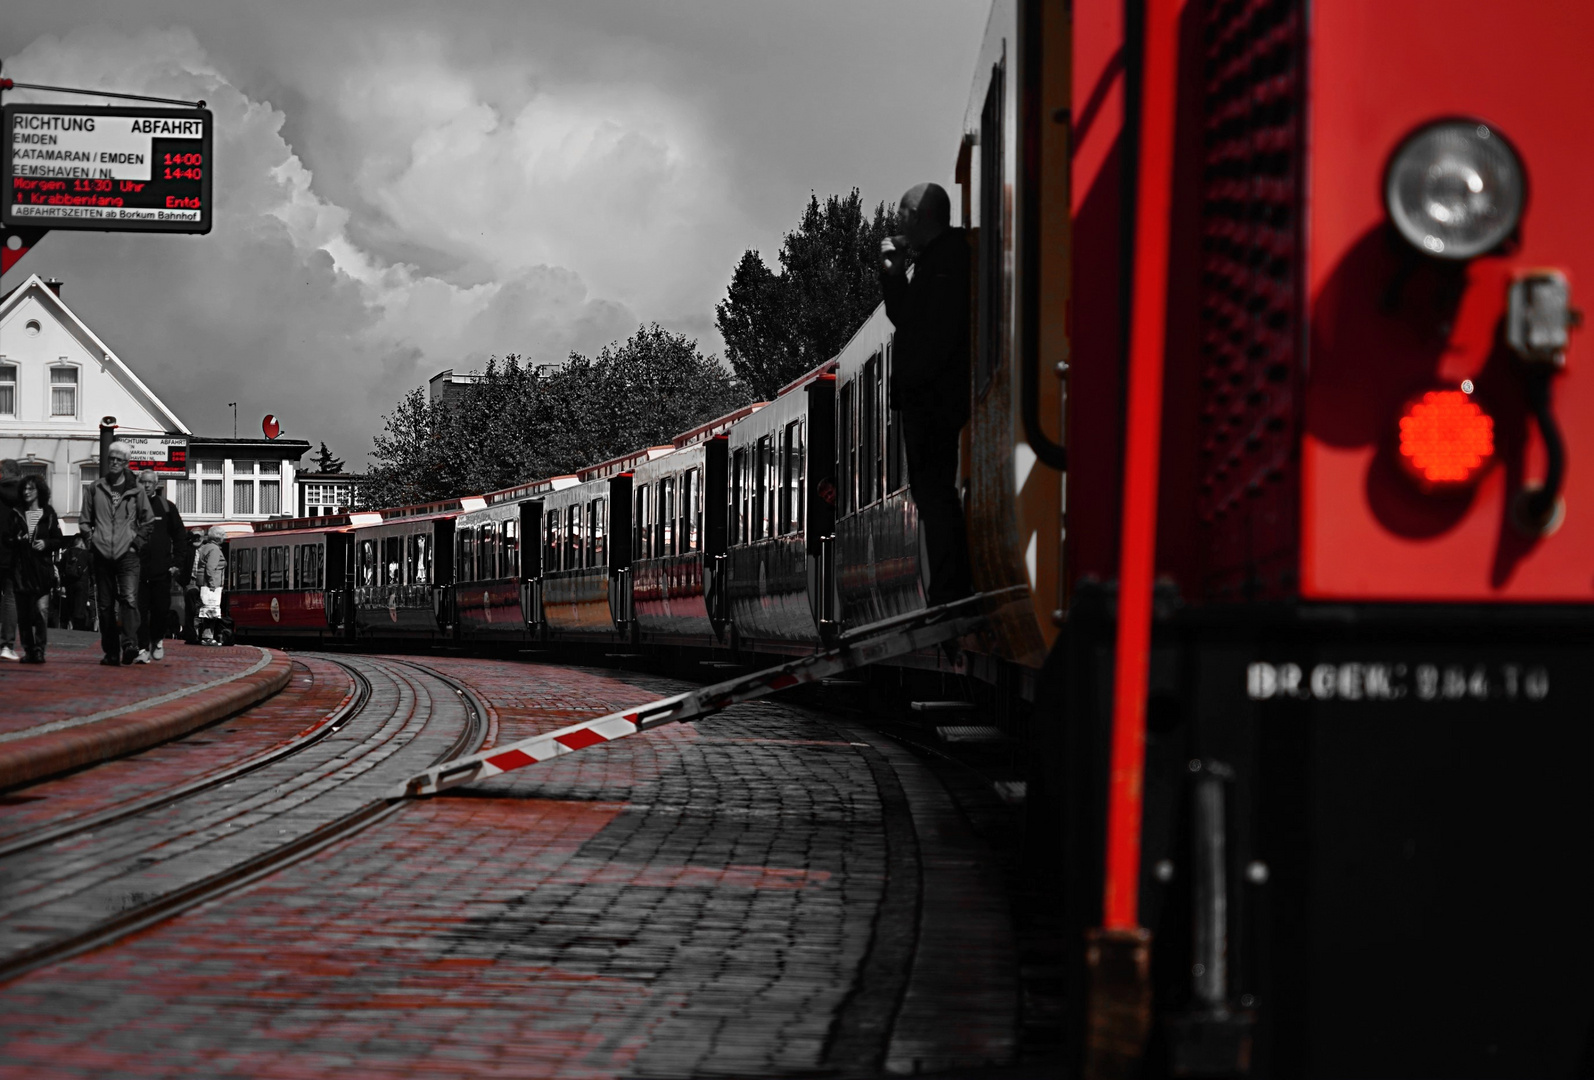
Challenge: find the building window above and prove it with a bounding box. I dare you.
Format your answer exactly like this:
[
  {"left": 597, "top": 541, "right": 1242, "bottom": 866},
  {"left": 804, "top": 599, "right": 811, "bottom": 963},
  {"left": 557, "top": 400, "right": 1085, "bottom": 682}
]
[
  {"left": 175, "top": 478, "right": 197, "bottom": 515},
  {"left": 0, "top": 364, "right": 15, "bottom": 417},
  {"left": 79, "top": 464, "right": 98, "bottom": 512},
  {"left": 233, "top": 479, "right": 255, "bottom": 515},
  {"left": 303, "top": 481, "right": 352, "bottom": 517},
  {"left": 202, "top": 478, "right": 223, "bottom": 514},
  {"left": 259, "top": 480, "right": 280, "bottom": 516},
  {"left": 50, "top": 366, "right": 77, "bottom": 417}
]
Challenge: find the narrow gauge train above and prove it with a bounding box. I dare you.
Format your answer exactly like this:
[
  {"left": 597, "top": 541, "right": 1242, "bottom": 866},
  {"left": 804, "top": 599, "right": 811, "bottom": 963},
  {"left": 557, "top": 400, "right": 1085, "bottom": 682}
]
[{"left": 232, "top": 0, "right": 1592, "bottom": 1074}]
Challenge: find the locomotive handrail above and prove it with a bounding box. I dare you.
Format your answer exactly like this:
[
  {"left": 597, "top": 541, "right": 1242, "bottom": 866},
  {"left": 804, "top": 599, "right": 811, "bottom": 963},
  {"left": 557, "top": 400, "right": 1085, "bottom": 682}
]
[{"left": 389, "top": 585, "right": 1029, "bottom": 799}]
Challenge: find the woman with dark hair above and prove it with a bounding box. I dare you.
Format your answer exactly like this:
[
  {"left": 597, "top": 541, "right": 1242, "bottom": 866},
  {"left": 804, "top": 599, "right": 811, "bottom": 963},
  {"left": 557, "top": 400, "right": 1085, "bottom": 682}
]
[{"left": 8, "top": 476, "right": 67, "bottom": 663}]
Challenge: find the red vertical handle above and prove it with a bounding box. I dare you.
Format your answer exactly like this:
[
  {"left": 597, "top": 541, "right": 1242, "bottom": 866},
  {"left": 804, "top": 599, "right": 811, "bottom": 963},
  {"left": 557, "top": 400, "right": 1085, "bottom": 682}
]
[{"left": 1103, "top": 0, "right": 1181, "bottom": 933}]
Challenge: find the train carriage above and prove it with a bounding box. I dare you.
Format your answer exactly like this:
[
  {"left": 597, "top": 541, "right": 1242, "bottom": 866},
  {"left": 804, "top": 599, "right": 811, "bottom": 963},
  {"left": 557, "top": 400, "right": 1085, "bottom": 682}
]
[
  {"left": 538, "top": 458, "right": 634, "bottom": 641},
  {"left": 627, "top": 403, "right": 763, "bottom": 647},
  {"left": 226, "top": 516, "right": 361, "bottom": 640},
  {"left": 722, "top": 367, "right": 834, "bottom": 652},
  {"left": 454, "top": 476, "right": 576, "bottom": 642},
  {"left": 830, "top": 310, "right": 926, "bottom": 632},
  {"left": 350, "top": 500, "right": 470, "bottom": 639}
]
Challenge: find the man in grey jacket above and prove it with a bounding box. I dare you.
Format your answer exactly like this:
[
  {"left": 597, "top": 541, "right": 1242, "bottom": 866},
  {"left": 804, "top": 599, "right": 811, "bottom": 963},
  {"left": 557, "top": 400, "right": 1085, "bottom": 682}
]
[{"left": 81, "top": 442, "right": 156, "bottom": 665}]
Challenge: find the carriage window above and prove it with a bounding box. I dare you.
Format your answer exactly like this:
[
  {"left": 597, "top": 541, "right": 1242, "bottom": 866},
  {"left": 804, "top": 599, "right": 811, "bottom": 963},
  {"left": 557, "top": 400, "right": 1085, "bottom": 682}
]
[
  {"left": 977, "top": 59, "right": 1005, "bottom": 398},
  {"left": 474, "top": 523, "right": 492, "bottom": 580},
  {"left": 458, "top": 528, "right": 475, "bottom": 584},
  {"left": 753, "top": 436, "right": 772, "bottom": 540},
  {"left": 861, "top": 354, "right": 882, "bottom": 507},
  {"left": 295, "top": 543, "right": 324, "bottom": 589},
  {"left": 409, "top": 532, "right": 432, "bottom": 585},
  {"left": 358, "top": 540, "right": 377, "bottom": 587},
  {"left": 683, "top": 468, "right": 699, "bottom": 552},
  {"left": 503, "top": 519, "right": 520, "bottom": 578},
  {"left": 567, "top": 504, "right": 583, "bottom": 569},
  {"left": 731, "top": 448, "right": 749, "bottom": 546},
  {"left": 545, "top": 509, "right": 559, "bottom": 576},
  {"left": 838, "top": 381, "right": 856, "bottom": 515},
  {"left": 264, "top": 546, "right": 287, "bottom": 590},
  {"left": 886, "top": 341, "right": 904, "bottom": 493},
  {"left": 383, "top": 536, "right": 403, "bottom": 585},
  {"left": 589, "top": 499, "right": 606, "bottom": 568},
  {"left": 782, "top": 421, "right": 805, "bottom": 533},
  {"left": 659, "top": 477, "right": 674, "bottom": 557},
  {"left": 636, "top": 485, "right": 652, "bottom": 561}
]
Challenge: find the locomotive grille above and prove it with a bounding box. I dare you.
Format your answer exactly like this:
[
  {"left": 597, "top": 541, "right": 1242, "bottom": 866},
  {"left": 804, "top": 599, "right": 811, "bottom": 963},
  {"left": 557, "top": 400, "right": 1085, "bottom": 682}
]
[{"left": 1196, "top": 0, "right": 1304, "bottom": 601}]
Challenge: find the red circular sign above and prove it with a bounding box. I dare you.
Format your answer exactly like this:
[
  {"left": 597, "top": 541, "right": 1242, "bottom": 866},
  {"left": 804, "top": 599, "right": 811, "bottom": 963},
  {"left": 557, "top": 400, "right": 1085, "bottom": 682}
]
[{"left": 263, "top": 414, "right": 280, "bottom": 439}]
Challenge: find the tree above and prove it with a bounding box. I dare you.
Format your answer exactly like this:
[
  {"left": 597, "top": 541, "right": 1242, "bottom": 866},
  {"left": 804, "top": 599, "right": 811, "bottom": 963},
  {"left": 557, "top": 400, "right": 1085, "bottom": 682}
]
[
  {"left": 716, "top": 189, "right": 898, "bottom": 400},
  {"left": 364, "top": 327, "right": 750, "bottom": 507},
  {"left": 311, "top": 441, "right": 345, "bottom": 474}
]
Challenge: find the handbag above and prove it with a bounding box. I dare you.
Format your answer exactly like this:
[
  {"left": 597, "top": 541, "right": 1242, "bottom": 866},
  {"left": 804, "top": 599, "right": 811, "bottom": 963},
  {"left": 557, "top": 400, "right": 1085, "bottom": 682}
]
[{"left": 198, "top": 586, "right": 223, "bottom": 619}]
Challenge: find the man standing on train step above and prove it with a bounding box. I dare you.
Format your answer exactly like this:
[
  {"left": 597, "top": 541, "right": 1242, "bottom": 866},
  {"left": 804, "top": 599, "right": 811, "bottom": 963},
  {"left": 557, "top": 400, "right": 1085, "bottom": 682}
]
[{"left": 879, "top": 182, "right": 973, "bottom": 607}]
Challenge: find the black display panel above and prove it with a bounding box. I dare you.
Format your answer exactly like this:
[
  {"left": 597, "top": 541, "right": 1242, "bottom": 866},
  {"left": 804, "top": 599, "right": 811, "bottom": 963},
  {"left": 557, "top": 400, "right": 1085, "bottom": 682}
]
[{"left": 3, "top": 104, "right": 214, "bottom": 233}]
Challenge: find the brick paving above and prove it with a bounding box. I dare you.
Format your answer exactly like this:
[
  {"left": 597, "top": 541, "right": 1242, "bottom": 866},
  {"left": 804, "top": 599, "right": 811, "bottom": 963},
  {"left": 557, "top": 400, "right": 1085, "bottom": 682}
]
[
  {"left": 0, "top": 656, "right": 1018, "bottom": 1079},
  {"left": 0, "top": 656, "right": 353, "bottom": 845},
  {"left": 0, "top": 631, "right": 264, "bottom": 740}
]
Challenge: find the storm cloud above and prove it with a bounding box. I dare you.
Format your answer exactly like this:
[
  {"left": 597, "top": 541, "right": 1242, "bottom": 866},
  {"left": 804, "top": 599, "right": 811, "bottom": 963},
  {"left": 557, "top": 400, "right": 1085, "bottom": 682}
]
[{"left": 1, "top": 2, "right": 985, "bottom": 459}]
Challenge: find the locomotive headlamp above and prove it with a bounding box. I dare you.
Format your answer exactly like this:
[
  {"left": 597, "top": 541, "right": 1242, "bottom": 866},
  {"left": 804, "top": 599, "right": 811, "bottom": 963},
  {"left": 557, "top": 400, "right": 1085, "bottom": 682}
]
[
  {"left": 1385, "top": 121, "right": 1524, "bottom": 260},
  {"left": 1398, "top": 388, "right": 1495, "bottom": 489}
]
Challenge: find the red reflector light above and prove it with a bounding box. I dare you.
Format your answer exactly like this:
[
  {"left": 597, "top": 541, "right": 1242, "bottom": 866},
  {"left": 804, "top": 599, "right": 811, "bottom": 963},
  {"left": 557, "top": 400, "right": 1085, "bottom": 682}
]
[{"left": 1398, "top": 389, "right": 1495, "bottom": 487}]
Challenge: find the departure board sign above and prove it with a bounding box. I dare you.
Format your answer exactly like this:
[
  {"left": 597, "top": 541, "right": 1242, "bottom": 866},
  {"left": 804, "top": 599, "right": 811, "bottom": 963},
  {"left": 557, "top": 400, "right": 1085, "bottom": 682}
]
[
  {"left": 122, "top": 435, "right": 190, "bottom": 477},
  {"left": 2, "top": 104, "right": 213, "bottom": 233}
]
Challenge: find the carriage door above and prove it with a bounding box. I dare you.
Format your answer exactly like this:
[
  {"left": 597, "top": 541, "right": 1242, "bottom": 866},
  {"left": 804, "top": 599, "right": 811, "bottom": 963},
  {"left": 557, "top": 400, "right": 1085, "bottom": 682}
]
[{"left": 520, "top": 500, "right": 543, "bottom": 629}]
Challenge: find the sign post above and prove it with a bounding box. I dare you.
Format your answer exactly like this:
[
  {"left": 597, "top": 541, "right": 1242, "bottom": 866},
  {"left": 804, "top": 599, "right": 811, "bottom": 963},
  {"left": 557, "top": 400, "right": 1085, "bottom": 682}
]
[{"left": 3, "top": 103, "right": 213, "bottom": 234}]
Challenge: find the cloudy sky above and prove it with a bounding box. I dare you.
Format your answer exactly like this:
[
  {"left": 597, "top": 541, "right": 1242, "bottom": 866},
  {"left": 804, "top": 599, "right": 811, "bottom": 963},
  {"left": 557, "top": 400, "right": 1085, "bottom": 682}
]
[{"left": 2, "top": 1, "right": 987, "bottom": 462}]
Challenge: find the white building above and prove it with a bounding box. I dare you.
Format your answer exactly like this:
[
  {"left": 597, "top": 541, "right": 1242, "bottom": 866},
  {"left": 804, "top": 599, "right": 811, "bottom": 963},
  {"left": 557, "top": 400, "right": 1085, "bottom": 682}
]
[{"left": 0, "top": 273, "right": 309, "bottom": 529}]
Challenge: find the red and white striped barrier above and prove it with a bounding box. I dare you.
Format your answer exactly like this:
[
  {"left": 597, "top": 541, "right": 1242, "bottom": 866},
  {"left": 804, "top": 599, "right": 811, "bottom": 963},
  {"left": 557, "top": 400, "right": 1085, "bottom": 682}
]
[{"left": 390, "top": 586, "right": 1027, "bottom": 799}]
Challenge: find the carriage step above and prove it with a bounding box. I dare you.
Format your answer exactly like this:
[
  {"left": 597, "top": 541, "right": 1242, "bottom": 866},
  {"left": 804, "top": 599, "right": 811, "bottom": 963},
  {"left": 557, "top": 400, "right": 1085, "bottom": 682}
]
[
  {"left": 993, "top": 780, "right": 1028, "bottom": 805},
  {"left": 935, "top": 724, "right": 1007, "bottom": 744},
  {"left": 912, "top": 700, "right": 979, "bottom": 713}
]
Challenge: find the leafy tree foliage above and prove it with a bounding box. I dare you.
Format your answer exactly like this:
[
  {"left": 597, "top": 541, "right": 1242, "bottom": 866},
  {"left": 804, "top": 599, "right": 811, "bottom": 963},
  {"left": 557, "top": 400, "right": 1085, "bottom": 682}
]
[
  {"left": 716, "top": 189, "right": 898, "bottom": 401},
  {"left": 310, "top": 441, "right": 346, "bottom": 474},
  {"left": 364, "top": 325, "right": 749, "bottom": 507}
]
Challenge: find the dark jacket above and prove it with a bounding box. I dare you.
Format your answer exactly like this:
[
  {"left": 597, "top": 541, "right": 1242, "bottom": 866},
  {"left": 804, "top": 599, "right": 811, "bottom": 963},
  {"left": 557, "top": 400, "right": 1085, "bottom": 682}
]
[
  {"left": 81, "top": 469, "right": 155, "bottom": 561},
  {"left": 0, "top": 476, "right": 20, "bottom": 571},
  {"left": 141, "top": 494, "right": 192, "bottom": 582},
  {"left": 8, "top": 493, "right": 68, "bottom": 596},
  {"left": 880, "top": 227, "right": 972, "bottom": 429}
]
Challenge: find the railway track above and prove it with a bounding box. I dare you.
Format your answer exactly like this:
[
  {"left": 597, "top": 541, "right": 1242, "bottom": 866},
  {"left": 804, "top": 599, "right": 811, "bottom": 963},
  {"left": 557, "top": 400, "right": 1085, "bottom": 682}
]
[{"left": 0, "top": 654, "right": 486, "bottom": 983}]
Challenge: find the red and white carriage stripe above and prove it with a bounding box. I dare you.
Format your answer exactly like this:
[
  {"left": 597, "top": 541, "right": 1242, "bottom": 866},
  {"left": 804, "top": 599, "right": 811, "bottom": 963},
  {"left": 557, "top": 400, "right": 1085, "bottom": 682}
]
[{"left": 391, "top": 586, "right": 1026, "bottom": 799}]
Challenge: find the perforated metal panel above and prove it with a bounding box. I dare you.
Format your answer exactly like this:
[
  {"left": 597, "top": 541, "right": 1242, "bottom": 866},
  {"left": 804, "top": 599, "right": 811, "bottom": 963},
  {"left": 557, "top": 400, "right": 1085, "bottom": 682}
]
[{"left": 1196, "top": 0, "right": 1304, "bottom": 600}]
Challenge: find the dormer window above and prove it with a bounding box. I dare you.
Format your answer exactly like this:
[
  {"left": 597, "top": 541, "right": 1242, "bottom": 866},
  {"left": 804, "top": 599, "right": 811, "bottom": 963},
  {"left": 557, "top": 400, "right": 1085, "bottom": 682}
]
[
  {"left": 0, "top": 364, "right": 15, "bottom": 417},
  {"left": 49, "top": 366, "right": 77, "bottom": 418}
]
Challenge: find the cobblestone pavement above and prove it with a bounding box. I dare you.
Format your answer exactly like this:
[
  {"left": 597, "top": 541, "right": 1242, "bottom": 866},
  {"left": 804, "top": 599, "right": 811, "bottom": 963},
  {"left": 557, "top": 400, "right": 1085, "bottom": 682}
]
[
  {"left": 0, "top": 656, "right": 353, "bottom": 845},
  {"left": 0, "top": 656, "right": 1017, "bottom": 1079},
  {"left": 0, "top": 631, "right": 265, "bottom": 740}
]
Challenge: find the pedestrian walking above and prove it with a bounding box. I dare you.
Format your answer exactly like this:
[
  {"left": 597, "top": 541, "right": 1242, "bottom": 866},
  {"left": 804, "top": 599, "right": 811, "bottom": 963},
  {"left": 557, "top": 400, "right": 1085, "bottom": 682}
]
[
  {"left": 6, "top": 476, "right": 68, "bottom": 663},
  {"left": 878, "top": 182, "right": 974, "bottom": 607},
  {"left": 135, "top": 470, "right": 191, "bottom": 661},
  {"left": 81, "top": 442, "right": 156, "bottom": 665},
  {"left": 0, "top": 459, "right": 21, "bottom": 662},
  {"left": 192, "top": 526, "right": 228, "bottom": 646}
]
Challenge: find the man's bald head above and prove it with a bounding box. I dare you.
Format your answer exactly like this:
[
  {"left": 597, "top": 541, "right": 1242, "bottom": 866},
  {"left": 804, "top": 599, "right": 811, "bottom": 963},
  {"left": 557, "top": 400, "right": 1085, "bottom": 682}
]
[{"left": 898, "top": 182, "right": 952, "bottom": 251}]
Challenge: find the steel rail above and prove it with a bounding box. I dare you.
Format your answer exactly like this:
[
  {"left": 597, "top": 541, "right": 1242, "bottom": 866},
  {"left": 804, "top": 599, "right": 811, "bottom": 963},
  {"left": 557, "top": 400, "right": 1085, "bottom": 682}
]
[
  {"left": 0, "top": 655, "right": 486, "bottom": 984},
  {"left": 0, "top": 660, "right": 372, "bottom": 861}
]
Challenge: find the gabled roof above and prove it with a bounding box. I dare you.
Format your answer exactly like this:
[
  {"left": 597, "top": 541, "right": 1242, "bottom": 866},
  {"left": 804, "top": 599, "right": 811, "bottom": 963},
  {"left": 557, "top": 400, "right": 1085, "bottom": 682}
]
[{"left": 0, "top": 273, "right": 190, "bottom": 434}]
